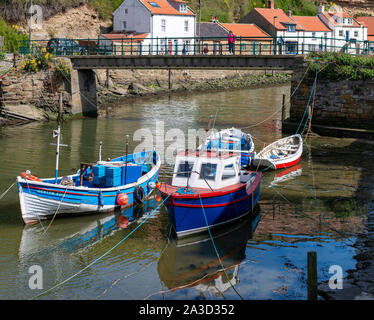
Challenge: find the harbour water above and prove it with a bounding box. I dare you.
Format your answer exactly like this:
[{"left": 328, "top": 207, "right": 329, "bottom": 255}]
[{"left": 0, "top": 84, "right": 373, "bottom": 300}]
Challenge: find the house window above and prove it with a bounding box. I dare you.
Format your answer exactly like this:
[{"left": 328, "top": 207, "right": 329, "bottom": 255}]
[
  {"left": 324, "top": 32, "right": 328, "bottom": 38},
  {"left": 184, "top": 20, "right": 189, "bottom": 32},
  {"left": 312, "top": 32, "right": 316, "bottom": 40},
  {"left": 125, "top": 8, "right": 128, "bottom": 14},
  {"left": 308, "top": 44, "right": 316, "bottom": 52},
  {"left": 287, "top": 24, "right": 296, "bottom": 32},
  {"left": 180, "top": 4, "right": 187, "bottom": 13},
  {"left": 348, "top": 18, "right": 353, "bottom": 25},
  {"left": 354, "top": 31, "right": 359, "bottom": 37},
  {"left": 241, "top": 42, "right": 247, "bottom": 52},
  {"left": 161, "top": 19, "right": 166, "bottom": 32},
  {"left": 122, "top": 21, "right": 127, "bottom": 30},
  {"left": 339, "top": 30, "right": 344, "bottom": 37},
  {"left": 148, "top": 1, "right": 160, "bottom": 7}
]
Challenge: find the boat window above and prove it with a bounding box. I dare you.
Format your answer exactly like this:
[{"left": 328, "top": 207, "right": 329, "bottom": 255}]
[
  {"left": 176, "top": 161, "right": 194, "bottom": 178},
  {"left": 222, "top": 164, "right": 236, "bottom": 180},
  {"left": 199, "top": 163, "right": 217, "bottom": 181}
]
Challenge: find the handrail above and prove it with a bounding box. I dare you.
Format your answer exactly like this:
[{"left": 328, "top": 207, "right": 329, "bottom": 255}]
[{"left": 16, "top": 35, "right": 374, "bottom": 57}]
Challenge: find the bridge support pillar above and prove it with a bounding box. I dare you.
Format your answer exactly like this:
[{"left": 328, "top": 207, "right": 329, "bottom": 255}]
[{"left": 71, "top": 69, "right": 98, "bottom": 116}]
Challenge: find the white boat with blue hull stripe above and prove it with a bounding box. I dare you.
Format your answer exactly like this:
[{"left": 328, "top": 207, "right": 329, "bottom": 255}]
[{"left": 17, "top": 150, "right": 161, "bottom": 224}]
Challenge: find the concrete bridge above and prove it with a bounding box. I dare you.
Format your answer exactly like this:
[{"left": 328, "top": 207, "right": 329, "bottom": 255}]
[{"left": 69, "top": 54, "right": 306, "bottom": 115}]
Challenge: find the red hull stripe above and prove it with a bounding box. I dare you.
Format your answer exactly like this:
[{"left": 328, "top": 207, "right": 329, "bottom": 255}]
[
  {"left": 21, "top": 184, "right": 133, "bottom": 197},
  {"left": 275, "top": 156, "right": 301, "bottom": 169},
  {"left": 171, "top": 193, "right": 254, "bottom": 208}
]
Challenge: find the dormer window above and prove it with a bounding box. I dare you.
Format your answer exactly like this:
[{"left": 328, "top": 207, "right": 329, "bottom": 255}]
[
  {"left": 348, "top": 18, "right": 353, "bottom": 25},
  {"left": 287, "top": 24, "right": 296, "bottom": 32},
  {"left": 148, "top": 1, "right": 160, "bottom": 7},
  {"left": 180, "top": 3, "right": 187, "bottom": 13}
]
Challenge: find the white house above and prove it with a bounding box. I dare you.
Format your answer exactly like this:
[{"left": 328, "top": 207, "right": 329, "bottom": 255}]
[
  {"left": 101, "top": 0, "right": 196, "bottom": 55},
  {"left": 317, "top": 5, "right": 367, "bottom": 54},
  {"left": 291, "top": 15, "right": 332, "bottom": 54}
]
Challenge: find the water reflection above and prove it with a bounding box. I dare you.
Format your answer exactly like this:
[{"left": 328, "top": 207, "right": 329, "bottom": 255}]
[{"left": 157, "top": 207, "right": 261, "bottom": 298}]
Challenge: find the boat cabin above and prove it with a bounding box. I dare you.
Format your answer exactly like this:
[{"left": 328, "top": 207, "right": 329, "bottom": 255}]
[{"left": 172, "top": 150, "right": 241, "bottom": 189}]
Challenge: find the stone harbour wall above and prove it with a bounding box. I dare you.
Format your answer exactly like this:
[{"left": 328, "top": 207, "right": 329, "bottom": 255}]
[{"left": 290, "top": 79, "right": 374, "bottom": 130}]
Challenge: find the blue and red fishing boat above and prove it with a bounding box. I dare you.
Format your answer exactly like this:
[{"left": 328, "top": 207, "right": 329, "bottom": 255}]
[
  {"left": 159, "top": 150, "right": 261, "bottom": 237},
  {"left": 17, "top": 127, "right": 161, "bottom": 224}
]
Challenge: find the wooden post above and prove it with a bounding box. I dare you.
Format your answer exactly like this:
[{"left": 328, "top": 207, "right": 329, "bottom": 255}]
[
  {"left": 106, "top": 69, "right": 110, "bottom": 88},
  {"left": 281, "top": 94, "right": 286, "bottom": 122},
  {"left": 307, "top": 251, "right": 318, "bottom": 300},
  {"left": 168, "top": 69, "right": 172, "bottom": 89},
  {"left": 58, "top": 92, "right": 63, "bottom": 123}
]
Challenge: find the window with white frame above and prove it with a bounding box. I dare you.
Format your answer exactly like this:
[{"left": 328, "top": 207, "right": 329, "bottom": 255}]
[
  {"left": 312, "top": 32, "right": 316, "bottom": 40},
  {"left": 123, "top": 21, "right": 127, "bottom": 30},
  {"left": 354, "top": 31, "right": 358, "bottom": 37},
  {"left": 287, "top": 24, "right": 296, "bottom": 32},
  {"left": 184, "top": 20, "right": 189, "bottom": 32},
  {"left": 348, "top": 18, "right": 353, "bottom": 25},
  {"left": 339, "top": 30, "right": 343, "bottom": 37},
  {"left": 125, "top": 8, "right": 128, "bottom": 14},
  {"left": 180, "top": 4, "right": 187, "bottom": 13},
  {"left": 161, "top": 19, "right": 166, "bottom": 32}
]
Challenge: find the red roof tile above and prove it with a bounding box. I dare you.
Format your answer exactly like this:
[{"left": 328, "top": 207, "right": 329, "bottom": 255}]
[
  {"left": 139, "top": 0, "right": 194, "bottom": 16},
  {"left": 253, "top": 8, "right": 303, "bottom": 31},
  {"left": 357, "top": 16, "right": 374, "bottom": 35},
  {"left": 102, "top": 33, "right": 149, "bottom": 42},
  {"left": 291, "top": 16, "right": 331, "bottom": 32},
  {"left": 220, "top": 23, "right": 271, "bottom": 39}
]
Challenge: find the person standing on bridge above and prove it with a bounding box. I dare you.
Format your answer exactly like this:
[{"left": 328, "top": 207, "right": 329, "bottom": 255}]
[{"left": 228, "top": 31, "right": 235, "bottom": 55}]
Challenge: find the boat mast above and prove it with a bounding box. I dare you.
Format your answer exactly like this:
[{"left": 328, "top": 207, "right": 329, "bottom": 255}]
[{"left": 99, "top": 141, "right": 102, "bottom": 162}]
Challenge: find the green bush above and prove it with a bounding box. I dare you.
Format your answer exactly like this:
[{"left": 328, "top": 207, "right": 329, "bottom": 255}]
[
  {"left": 307, "top": 52, "right": 374, "bottom": 81},
  {"left": 0, "top": 19, "right": 28, "bottom": 53}
]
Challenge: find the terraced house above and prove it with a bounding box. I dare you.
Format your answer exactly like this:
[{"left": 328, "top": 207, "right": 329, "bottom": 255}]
[{"left": 100, "top": 0, "right": 196, "bottom": 55}]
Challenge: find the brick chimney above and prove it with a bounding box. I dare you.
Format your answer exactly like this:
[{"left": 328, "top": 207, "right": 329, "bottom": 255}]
[
  {"left": 317, "top": 4, "right": 325, "bottom": 14},
  {"left": 287, "top": 6, "right": 292, "bottom": 17},
  {"left": 268, "top": 0, "right": 274, "bottom": 9}
]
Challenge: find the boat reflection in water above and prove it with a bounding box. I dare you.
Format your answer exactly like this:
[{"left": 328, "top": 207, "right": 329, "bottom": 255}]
[
  {"left": 157, "top": 206, "right": 261, "bottom": 298},
  {"left": 18, "top": 197, "right": 161, "bottom": 257},
  {"left": 268, "top": 164, "right": 302, "bottom": 187}
]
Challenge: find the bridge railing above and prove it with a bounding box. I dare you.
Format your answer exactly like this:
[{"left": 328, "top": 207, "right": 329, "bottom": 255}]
[{"left": 18, "top": 35, "right": 374, "bottom": 57}]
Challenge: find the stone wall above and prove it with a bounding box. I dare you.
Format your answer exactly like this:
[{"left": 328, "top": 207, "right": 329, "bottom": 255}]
[
  {"left": 290, "top": 78, "right": 374, "bottom": 130},
  {"left": 0, "top": 66, "right": 72, "bottom": 112}
]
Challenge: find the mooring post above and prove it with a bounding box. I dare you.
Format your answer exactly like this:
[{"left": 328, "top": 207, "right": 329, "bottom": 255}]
[
  {"left": 168, "top": 69, "right": 172, "bottom": 89},
  {"left": 59, "top": 92, "right": 63, "bottom": 122},
  {"left": 106, "top": 69, "right": 110, "bottom": 88},
  {"left": 281, "top": 94, "right": 286, "bottom": 122},
  {"left": 307, "top": 251, "right": 318, "bottom": 300}
]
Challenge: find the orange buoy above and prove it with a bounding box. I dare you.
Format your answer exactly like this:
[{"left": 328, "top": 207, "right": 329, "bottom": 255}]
[
  {"left": 155, "top": 182, "right": 161, "bottom": 189},
  {"left": 155, "top": 195, "right": 162, "bottom": 202},
  {"left": 117, "top": 215, "right": 129, "bottom": 229},
  {"left": 116, "top": 193, "right": 129, "bottom": 206},
  {"left": 21, "top": 172, "right": 42, "bottom": 182}
]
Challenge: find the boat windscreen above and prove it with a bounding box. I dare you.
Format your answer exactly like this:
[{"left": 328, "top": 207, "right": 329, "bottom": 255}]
[
  {"left": 199, "top": 163, "right": 217, "bottom": 181},
  {"left": 176, "top": 161, "right": 194, "bottom": 178}
]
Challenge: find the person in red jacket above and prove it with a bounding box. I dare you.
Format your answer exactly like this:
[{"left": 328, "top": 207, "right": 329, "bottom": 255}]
[{"left": 228, "top": 31, "right": 235, "bottom": 55}]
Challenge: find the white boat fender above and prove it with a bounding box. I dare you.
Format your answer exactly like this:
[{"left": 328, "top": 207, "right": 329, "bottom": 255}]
[
  {"left": 148, "top": 181, "right": 156, "bottom": 190},
  {"left": 134, "top": 186, "right": 145, "bottom": 204}
]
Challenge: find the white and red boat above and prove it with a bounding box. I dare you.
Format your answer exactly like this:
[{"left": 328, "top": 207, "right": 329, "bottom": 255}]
[{"left": 252, "top": 134, "right": 303, "bottom": 170}]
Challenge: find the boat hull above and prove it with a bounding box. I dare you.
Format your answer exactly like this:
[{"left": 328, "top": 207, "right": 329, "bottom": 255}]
[
  {"left": 17, "top": 156, "right": 161, "bottom": 224},
  {"left": 160, "top": 174, "right": 261, "bottom": 237}
]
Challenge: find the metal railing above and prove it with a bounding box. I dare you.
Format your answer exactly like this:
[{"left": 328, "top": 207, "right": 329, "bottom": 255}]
[{"left": 18, "top": 35, "right": 374, "bottom": 57}]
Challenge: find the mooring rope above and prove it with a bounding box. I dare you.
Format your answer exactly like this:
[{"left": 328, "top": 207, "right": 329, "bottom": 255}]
[
  {"left": 0, "top": 180, "right": 16, "bottom": 201},
  {"left": 44, "top": 186, "right": 69, "bottom": 233},
  {"left": 29, "top": 188, "right": 180, "bottom": 300}
]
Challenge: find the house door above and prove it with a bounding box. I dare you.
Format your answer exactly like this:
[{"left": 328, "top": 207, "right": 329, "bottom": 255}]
[{"left": 345, "top": 31, "right": 350, "bottom": 41}]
